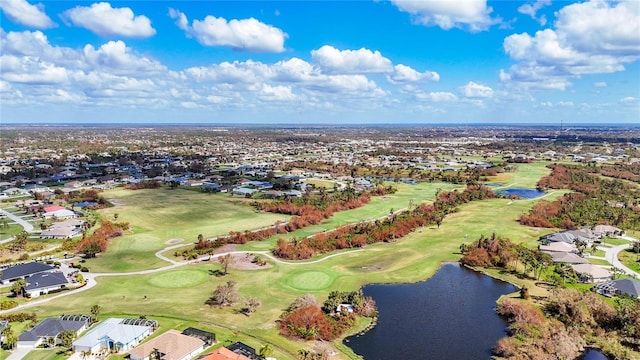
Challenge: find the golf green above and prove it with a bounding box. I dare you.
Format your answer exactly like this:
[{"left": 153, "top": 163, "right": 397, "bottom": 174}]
[
  {"left": 283, "top": 270, "right": 336, "bottom": 291},
  {"left": 147, "top": 270, "right": 208, "bottom": 288}
]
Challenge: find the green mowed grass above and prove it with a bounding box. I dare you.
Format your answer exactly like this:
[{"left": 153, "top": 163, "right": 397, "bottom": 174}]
[
  {"left": 25, "top": 185, "right": 568, "bottom": 359},
  {"left": 601, "top": 237, "right": 630, "bottom": 246},
  {"left": 488, "top": 161, "right": 552, "bottom": 188},
  {"left": 20, "top": 164, "right": 571, "bottom": 359},
  {"left": 618, "top": 250, "right": 640, "bottom": 274},
  {"left": 239, "top": 182, "right": 462, "bottom": 251},
  {"left": 87, "top": 189, "right": 289, "bottom": 272}
]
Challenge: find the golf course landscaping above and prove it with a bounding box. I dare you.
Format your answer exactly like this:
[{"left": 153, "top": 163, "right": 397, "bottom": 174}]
[{"left": 5, "top": 162, "right": 571, "bottom": 360}]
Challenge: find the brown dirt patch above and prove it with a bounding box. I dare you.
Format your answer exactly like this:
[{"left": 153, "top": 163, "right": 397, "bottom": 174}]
[{"left": 212, "top": 245, "right": 272, "bottom": 270}]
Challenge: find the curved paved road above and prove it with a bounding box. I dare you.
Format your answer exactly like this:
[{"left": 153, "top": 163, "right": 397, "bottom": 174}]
[
  {"left": 0, "top": 245, "right": 364, "bottom": 314},
  {"left": 603, "top": 236, "right": 639, "bottom": 279}
]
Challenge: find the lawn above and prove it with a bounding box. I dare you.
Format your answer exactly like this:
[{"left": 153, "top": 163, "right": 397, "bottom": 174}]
[
  {"left": 14, "top": 163, "right": 570, "bottom": 359},
  {"left": 22, "top": 190, "right": 567, "bottom": 360},
  {"left": 601, "top": 237, "right": 631, "bottom": 246},
  {"left": 238, "top": 181, "right": 462, "bottom": 251},
  {"left": 618, "top": 249, "right": 640, "bottom": 274},
  {"left": 486, "top": 161, "right": 552, "bottom": 188},
  {"left": 0, "top": 223, "right": 25, "bottom": 239},
  {"left": 86, "top": 188, "right": 289, "bottom": 272}
]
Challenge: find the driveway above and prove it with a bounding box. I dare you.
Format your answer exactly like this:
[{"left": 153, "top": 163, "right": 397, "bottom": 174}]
[
  {"left": 5, "top": 347, "right": 31, "bottom": 360},
  {"left": 0, "top": 208, "right": 35, "bottom": 232}
]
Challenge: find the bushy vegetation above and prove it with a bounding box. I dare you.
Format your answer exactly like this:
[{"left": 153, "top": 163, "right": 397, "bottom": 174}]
[
  {"left": 124, "top": 181, "right": 161, "bottom": 190},
  {"left": 194, "top": 187, "right": 390, "bottom": 254},
  {"left": 278, "top": 291, "right": 376, "bottom": 341},
  {"left": 75, "top": 221, "right": 129, "bottom": 257},
  {"left": 274, "top": 185, "right": 497, "bottom": 259},
  {"left": 521, "top": 164, "right": 640, "bottom": 230},
  {"left": 495, "top": 290, "right": 640, "bottom": 360},
  {"left": 460, "top": 234, "right": 553, "bottom": 281}
]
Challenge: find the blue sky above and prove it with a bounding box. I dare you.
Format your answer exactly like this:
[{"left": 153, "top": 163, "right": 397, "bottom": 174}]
[{"left": 1, "top": 0, "right": 639, "bottom": 125}]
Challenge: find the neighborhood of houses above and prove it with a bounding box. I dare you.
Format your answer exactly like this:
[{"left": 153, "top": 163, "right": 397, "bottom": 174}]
[
  {"left": 0, "top": 311, "right": 267, "bottom": 360},
  {"left": 0, "top": 128, "right": 638, "bottom": 359},
  {"left": 538, "top": 225, "right": 640, "bottom": 298}
]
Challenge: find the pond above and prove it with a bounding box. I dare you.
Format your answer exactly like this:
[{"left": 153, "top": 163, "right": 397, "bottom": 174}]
[
  {"left": 74, "top": 201, "right": 98, "bottom": 208},
  {"left": 345, "top": 263, "right": 516, "bottom": 360},
  {"left": 581, "top": 349, "right": 609, "bottom": 360},
  {"left": 496, "top": 188, "right": 546, "bottom": 199}
]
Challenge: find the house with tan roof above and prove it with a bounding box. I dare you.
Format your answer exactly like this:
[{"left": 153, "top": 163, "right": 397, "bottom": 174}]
[
  {"left": 199, "top": 347, "right": 251, "bottom": 360},
  {"left": 128, "top": 329, "right": 205, "bottom": 360}
]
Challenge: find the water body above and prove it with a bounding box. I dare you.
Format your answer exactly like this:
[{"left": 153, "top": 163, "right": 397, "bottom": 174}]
[
  {"left": 581, "top": 349, "right": 609, "bottom": 360},
  {"left": 346, "top": 263, "right": 516, "bottom": 360},
  {"left": 496, "top": 188, "right": 546, "bottom": 199}
]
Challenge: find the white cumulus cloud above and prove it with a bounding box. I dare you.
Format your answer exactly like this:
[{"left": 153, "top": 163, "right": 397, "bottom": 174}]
[
  {"left": 416, "top": 91, "right": 458, "bottom": 102},
  {"left": 311, "top": 45, "right": 393, "bottom": 74},
  {"left": 0, "top": 0, "right": 56, "bottom": 28},
  {"left": 63, "top": 2, "right": 156, "bottom": 38},
  {"left": 502, "top": 0, "right": 640, "bottom": 90},
  {"left": 259, "top": 84, "right": 297, "bottom": 101},
  {"left": 387, "top": 64, "right": 439, "bottom": 84},
  {"left": 169, "top": 9, "right": 287, "bottom": 52},
  {"left": 459, "top": 81, "right": 494, "bottom": 98},
  {"left": 390, "top": 0, "right": 499, "bottom": 32},
  {"left": 517, "top": 0, "right": 551, "bottom": 25}
]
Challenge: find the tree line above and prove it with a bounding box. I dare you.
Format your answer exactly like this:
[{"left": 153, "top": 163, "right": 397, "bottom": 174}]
[
  {"left": 193, "top": 186, "right": 392, "bottom": 254},
  {"left": 274, "top": 185, "right": 497, "bottom": 260},
  {"left": 520, "top": 164, "right": 640, "bottom": 230}
]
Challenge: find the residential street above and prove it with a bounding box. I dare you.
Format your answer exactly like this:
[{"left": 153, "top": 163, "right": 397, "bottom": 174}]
[{"left": 602, "top": 236, "right": 639, "bottom": 279}]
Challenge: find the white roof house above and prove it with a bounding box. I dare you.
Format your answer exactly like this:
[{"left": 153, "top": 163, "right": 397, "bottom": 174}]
[
  {"left": 72, "top": 318, "right": 156, "bottom": 353},
  {"left": 42, "top": 209, "right": 76, "bottom": 220},
  {"left": 571, "top": 264, "right": 612, "bottom": 283}
]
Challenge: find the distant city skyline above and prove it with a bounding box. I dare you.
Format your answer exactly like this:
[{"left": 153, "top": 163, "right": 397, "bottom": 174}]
[{"left": 1, "top": 0, "right": 639, "bottom": 125}]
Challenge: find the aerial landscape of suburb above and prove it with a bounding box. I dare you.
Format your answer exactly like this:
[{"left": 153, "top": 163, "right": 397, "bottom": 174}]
[{"left": 0, "top": 1, "right": 639, "bottom": 360}]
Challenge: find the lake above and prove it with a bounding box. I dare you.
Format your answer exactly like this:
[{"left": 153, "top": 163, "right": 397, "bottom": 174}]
[
  {"left": 345, "top": 263, "right": 516, "bottom": 360},
  {"left": 496, "top": 188, "right": 546, "bottom": 199}
]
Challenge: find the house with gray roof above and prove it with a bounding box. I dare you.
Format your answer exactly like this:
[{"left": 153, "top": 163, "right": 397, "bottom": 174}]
[
  {"left": 593, "top": 279, "right": 640, "bottom": 299},
  {"left": 0, "top": 262, "right": 55, "bottom": 284},
  {"left": 18, "top": 315, "right": 91, "bottom": 348},
  {"left": 547, "top": 252, "right": 589, "bottom": 265},
  {"left": 24, "top": 272, "right": 69, "bottom": 298},
  {"left": 72, "top": 318, "right": 156, "bottom": 353}
]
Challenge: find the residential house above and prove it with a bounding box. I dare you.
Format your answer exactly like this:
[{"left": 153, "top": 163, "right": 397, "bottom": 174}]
[
  {"left": 571, "top": 264, "right": 612, "bottom": 283},
  {"left": 24, "top": 272, "right": 69, "bottom": 297},
  {"left": 181, "top": 327, "right": 215, "bottom": 346},
  {"left": 72, "top": 318, "right": 157, "bottom": 353},
  {"left": 0, "top": 262, "right": 55, "bottom": 284},
  {"left": 539, "top": 242, "right": 578, "bottom": 254},
  {"left": 199, "top": 347, "right": 251, "bottom": 360},
  {"left": 42, "top": 209, "right": 76, "bottom": 220},
  {"left": 226, "top": 342, "right": 264, "bottom": 360},
  {"left": 128, "top": 329, "right": 205, "bottom": 360},
  {"left": 18, "top": 315, "right": 92, "bottom": 348},
  {"left": 593, "top": 279, "right": 640, "bottom": 298},
  {"left": 542, "top": 229, "right": 593, "bottom": 245},
  {"left": 547, "top": 252, "right": 589, "bottom": 265},
  {"left": 592, "top": 225, "right": 624, "bottom": 238},
  {"left": 232, "top": 188, "right": 257, "bottom": 197},
  {"left": 40, "top": 219, "right": 85, "bottom": 239}
]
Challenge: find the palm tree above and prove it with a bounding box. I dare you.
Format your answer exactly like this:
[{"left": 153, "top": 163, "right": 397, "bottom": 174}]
[{"left": 259, "top": 344, "right": 274, "bottom": 358}]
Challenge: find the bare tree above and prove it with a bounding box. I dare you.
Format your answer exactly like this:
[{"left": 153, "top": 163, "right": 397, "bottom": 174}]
[
  {"left": 219, "top": 254, "right": 233, "bottom": 275},
  {"left": 207, "top": 281, "right": 240, "bottom": 307}
]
